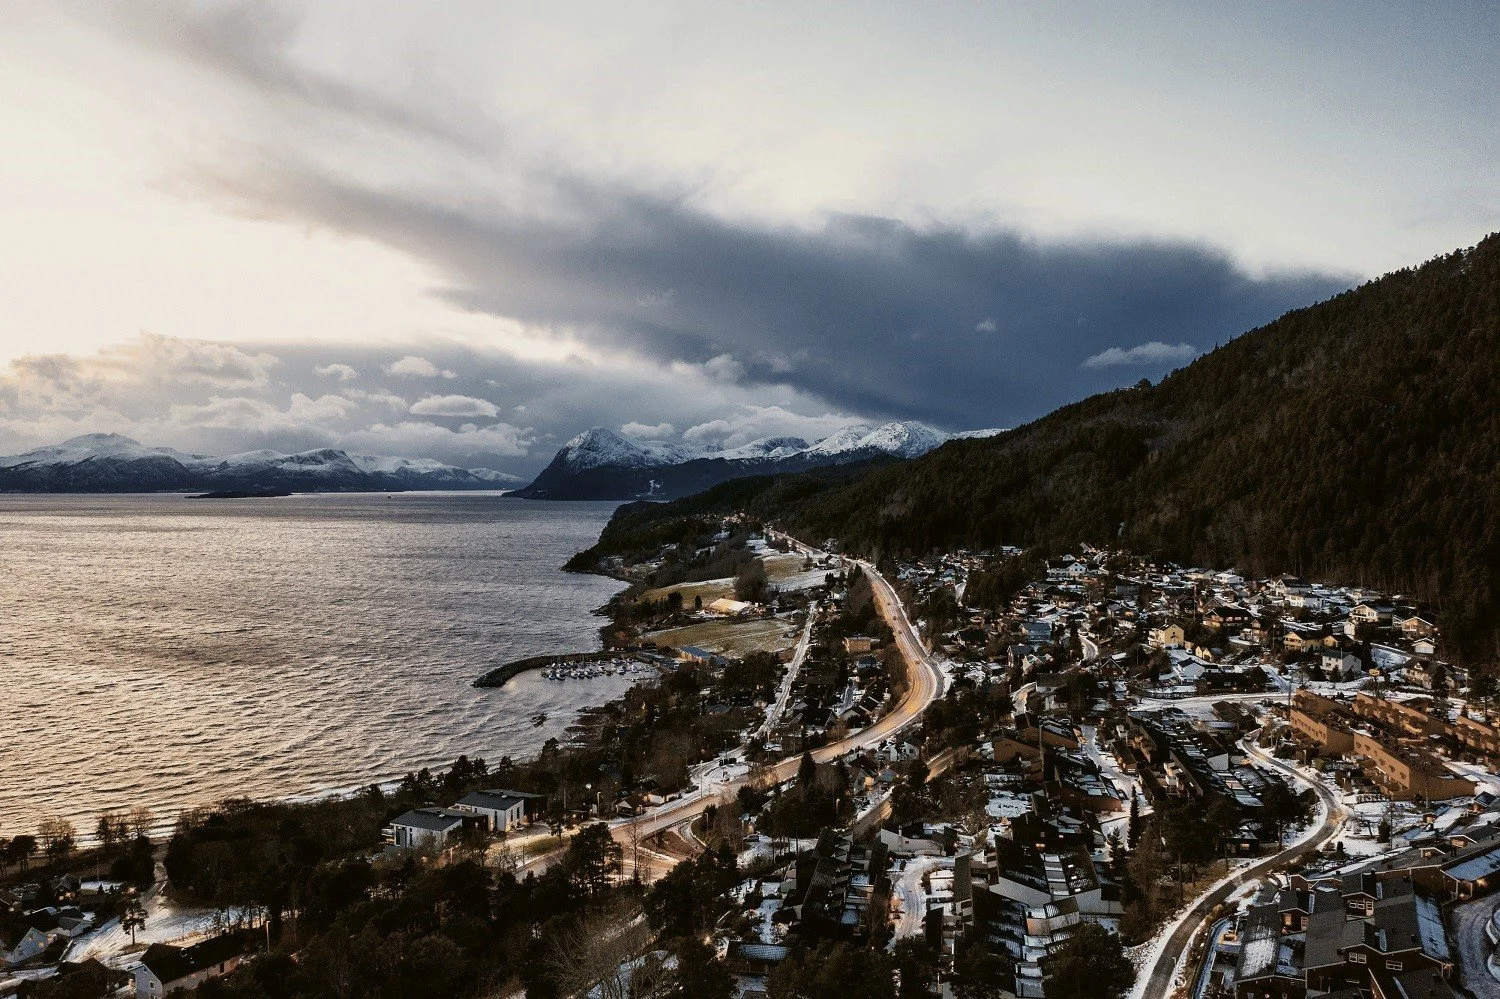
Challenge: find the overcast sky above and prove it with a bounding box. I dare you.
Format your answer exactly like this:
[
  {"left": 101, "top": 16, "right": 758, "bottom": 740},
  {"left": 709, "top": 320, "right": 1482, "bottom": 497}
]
[{"left": 1, "top": 2, "right": 1495, "bottom": 474}]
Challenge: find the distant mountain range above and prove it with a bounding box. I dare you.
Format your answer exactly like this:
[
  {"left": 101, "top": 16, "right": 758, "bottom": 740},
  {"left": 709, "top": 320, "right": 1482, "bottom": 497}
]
[
  {"left": 0, "top": 434, "right": 520, "bottom": 493},
  {"left": 510, "top": 421, "right": 1001, "bottom": 500}
]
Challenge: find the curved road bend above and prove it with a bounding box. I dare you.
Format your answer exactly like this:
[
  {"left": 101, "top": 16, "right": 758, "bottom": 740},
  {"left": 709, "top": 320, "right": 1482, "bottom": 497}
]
[
  {"left": 520, "top": 540, "right": 947, "bottom": 875},
  {"left": 614, "top": 554, "right": 946, "bottom": 844},
  {"left": 1141, "top": 739, "right": 1344, "bottom": 999}
]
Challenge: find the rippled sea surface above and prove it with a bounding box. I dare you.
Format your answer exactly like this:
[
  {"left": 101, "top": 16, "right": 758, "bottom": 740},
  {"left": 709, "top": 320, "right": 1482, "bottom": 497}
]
[{"left": 0, "top": 493, "right": 629, "bottom": 840}]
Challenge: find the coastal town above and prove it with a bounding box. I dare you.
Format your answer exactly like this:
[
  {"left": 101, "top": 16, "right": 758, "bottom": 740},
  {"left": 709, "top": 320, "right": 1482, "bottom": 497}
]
[{"left": 5, "top": 523, "right": 1500, "bottom": 999}]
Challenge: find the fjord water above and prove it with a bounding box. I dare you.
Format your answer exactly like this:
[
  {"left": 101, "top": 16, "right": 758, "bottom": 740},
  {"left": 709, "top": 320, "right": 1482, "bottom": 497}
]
[{"left": 0, "top": 493, "right": 628, "bottom": 840}]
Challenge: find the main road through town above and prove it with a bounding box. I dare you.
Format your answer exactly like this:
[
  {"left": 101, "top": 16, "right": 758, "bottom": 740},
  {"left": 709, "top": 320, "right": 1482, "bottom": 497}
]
[
  {"left": 523, "top": 533, "right": 948, "bottom": 877},
  {"left": 1138, "top": 736, "right": 1345, "bottom": 999},
  {"left": 617, "top": 543, "right": 947, "bottom": 845}
]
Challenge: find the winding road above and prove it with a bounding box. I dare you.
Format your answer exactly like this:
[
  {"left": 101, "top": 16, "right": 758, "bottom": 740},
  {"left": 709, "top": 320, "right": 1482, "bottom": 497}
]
[
  {"left": 614, "top": 550, "right": 946, "bottom": 843},
  {"left": 1138, "top": 737, "right": 1345, "bottom": 999},
  {"left": 522, "top": 535, "right": 947, "bottom": 878}
]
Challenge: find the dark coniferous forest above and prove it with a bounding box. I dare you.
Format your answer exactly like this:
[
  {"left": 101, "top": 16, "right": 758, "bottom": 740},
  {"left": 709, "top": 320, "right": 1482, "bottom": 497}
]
[{"left": 581, "top": 235, "right": 1500, "bottom": 664}]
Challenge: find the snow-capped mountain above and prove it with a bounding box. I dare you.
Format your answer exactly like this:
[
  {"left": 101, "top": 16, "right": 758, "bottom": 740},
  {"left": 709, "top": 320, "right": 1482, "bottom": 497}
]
[
  {"left": 802, "top": 422, "right": 948, "bottom": 460},
  {"left": 512, "top": 420, "right": 998, "bottom": 500},
  {"left": 711, "top": 436, "right": 810, "bottom": 461},
  {"left": 0, "top": 434, "right": 520, "bottom": 493},
  {"left": 554, "top": 428, "right": 701, "bottom": 471}
]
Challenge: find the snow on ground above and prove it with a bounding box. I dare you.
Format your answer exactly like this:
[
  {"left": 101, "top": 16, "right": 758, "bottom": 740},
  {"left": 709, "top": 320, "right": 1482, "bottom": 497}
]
[
  {"left": 738, "top": 836, "right": 820, "bottom": 867},
  {"left": 1082, "top": 725, "right": 1152, "bottom": 812},
  {"left": 1125, "top": 743, "right": 1335, "bottom": 999},
  {"left": 765, "top": 555, "right": 838, "bottom": 592},
  {"left": 64, "top": 886, "right": 254, "bottom": 967},
  {"left": 1451, "top": 761, "right": 1500, "bottom": 798},
  {"left": 1124, "top": 857, "right": 1259, "bottom": 999},
  {"left": 1451, "top": 895, "right": 1500, "bottom": 999},
  {"left": 887, "top": 855, "right": 952, "bottom": 947},
  {"left": 754, "top": 896, "right": 784, "bottom": 945}
]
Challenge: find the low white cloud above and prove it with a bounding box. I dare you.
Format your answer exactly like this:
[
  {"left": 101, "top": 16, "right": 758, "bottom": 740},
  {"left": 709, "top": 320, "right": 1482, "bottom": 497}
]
[
  {"left": 315, "top": 362, "right": 359, "bottom": 381},
  {"left": 341, "top": 420, "right": 533, "bottom": 458},
  {"left": 1081, "top": 341, "right": 1200, "bottom": 369},
  {"left": 3, "top": 334, "right": 278, "bottom": 414},
  {"left": 683, "top": 405, "right": 862, "bottom": 449},
  {"left": 131, "top": 334, "right": 280, "bottom": 388},
  {"left": 168, "top": 393, "right": 356, "bottom": 432},
  {"left": 346, "top": 388, "right": 407, "bottom": 409},
  {"left": 703, "top": 353, "right": 745, "bottom": 383},
  {"left": 385, "top": 355, "right": 456, "bottom": 378},
  {"left": 409, "top": 394, "right": 500, "bottom": 417},
  {"left": 975, "top": 318, "right": 999, "bottom": 334},
  {"left": 621, "top": 421, "right": 674, "bottom": 439}
]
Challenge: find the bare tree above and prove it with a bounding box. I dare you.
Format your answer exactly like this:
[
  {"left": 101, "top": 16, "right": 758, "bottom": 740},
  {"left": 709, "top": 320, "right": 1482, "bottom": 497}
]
[
  {"left": 38, "top": 817, "right": 77, "bottom": 862},
  {"left": 488, "top": 833, "right": 521, "bottom": 877},
  {"left": 127, "top": 807, "right": 154, "bottom": 840},
  {"left": 626, "top": 819, "right": 645, "bottom": 884},
  {"left": 545, "top": 903, "right": 651, "bottom": 999},
  {"left": 712, "top": 791, "right": 747, "bottom": 852}
]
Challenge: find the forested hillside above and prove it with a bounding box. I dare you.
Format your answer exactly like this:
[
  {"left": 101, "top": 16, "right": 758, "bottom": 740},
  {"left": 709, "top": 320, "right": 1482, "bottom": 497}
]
[{"left": 579, "top": 235, "right": 1500, "bottom": 664}]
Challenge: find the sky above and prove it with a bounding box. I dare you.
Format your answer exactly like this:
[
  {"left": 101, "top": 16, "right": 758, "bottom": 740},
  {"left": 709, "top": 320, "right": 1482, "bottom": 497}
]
[{"left": 0, "top": 2, "right": 1496, "bottom": 475}]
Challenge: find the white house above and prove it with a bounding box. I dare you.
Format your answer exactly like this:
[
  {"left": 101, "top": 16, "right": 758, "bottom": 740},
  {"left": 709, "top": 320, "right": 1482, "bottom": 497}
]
[
  {"left": 134, "top": 933, "right": 248, "bottom": 997},
  {"left": 453, "top": 789, "right": 537, "bottom": 833},
  {"left": 385, "top": 808, "right": 474, "bottom": 849},
  {"left": 1321, "top": 649, "right": 1362, "bottom": 679},
  {"left": 1350, "top": 603, "right": 1393, "bottom": 626}
]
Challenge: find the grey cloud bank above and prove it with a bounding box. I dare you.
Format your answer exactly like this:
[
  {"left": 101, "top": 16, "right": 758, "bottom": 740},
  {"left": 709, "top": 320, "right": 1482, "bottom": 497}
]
[
  {"left": 6, "top": 2, "right": 1492, "bottom": 474},
  {"left": 203, "top": 161, "right": 1351, "bottom": 432}
]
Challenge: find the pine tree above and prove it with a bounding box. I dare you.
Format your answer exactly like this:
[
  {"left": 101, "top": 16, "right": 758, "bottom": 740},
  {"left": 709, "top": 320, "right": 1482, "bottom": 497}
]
[
  {"left": 1127, "top": 789, "right": 1140, "bottom": 848},
  {"left": 121, "top": 890, "right": 147, "bottom": 946}
]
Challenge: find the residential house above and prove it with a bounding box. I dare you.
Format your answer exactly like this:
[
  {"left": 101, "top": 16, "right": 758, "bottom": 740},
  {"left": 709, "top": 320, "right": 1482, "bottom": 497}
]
[
  {"left": 134, "top": 932, "right": 250, "bottom": 998},
  {"left": 2, "top": 926, "right": 49, "bottom": 968},
  {"left": 1303, "top": 887, "right": 1450, "bottom": 994},
  {"left": 1149, "top": 624, "right": 1186, "bottom": 649},
  {"left": 452, "top": 789, "right": 541, "bottom": 833},
  {"left": 1321, "top": 649, "right": 1362, "bottom": 680},
  {"left": 1204, "top": 605, "right": 1253, "bottom": 631},
  {"left": 386, "top": 807, "right": 480, "bottom": 849},
  {"left": 1399, "top": 616, "right": 1438, "bottom": 639}
]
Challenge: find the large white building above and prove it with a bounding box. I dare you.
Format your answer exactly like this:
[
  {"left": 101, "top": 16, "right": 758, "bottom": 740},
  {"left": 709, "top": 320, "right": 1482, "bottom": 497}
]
[{"left": 453, "top": 789, "right": 539, "bottom": 832}]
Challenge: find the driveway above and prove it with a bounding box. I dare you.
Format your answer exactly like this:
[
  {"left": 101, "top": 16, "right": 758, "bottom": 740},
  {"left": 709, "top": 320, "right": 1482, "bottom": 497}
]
[{"left": 1451, "top": 895, "right": 1500, "bottom": 999}]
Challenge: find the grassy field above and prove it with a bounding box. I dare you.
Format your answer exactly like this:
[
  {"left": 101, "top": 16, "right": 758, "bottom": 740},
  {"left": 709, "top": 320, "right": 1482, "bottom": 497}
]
[
  {"left": 641, "top": 553, "right": 831, "bottom": 604},
  {"left": 646, "top": 617, "right": 799, "bottom": 656},
  {"left": 641, "top": 576, "right": 737, "bottom": 605},
  {"left": 764, "top": 552, "right": 834, "bottom": 590}
]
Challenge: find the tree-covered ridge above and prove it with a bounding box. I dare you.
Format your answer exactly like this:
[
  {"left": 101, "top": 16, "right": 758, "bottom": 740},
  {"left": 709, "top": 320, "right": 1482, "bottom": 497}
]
[{"left": 579, "top": 235, "right": 1500, "bottom": 664}]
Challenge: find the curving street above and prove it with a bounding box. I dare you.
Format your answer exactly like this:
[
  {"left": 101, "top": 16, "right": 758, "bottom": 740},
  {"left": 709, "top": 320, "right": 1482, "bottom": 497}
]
[
  {"left": 613, "top": 549, "right": 946, "bottom": 843},
  {"left": 1138, "top": 738, "right": 1345, "bottom": 999},
  {"left": 520, "top": 535, "right": 948, "bottom": 876}
]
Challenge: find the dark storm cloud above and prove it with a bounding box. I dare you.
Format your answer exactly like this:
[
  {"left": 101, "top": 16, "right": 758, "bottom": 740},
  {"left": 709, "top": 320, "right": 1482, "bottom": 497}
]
[
  {"left": 203, "top": 164, "right": 1353, "bottom": 430},
  {"left": 88, "top": 1, "right": 1354, "bottom": 431}
]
